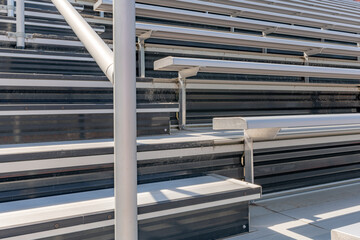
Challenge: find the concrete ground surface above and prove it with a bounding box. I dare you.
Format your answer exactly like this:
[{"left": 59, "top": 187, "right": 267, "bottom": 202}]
[{"left": 227, "top": 182, "right": 360, "bottom": 240}]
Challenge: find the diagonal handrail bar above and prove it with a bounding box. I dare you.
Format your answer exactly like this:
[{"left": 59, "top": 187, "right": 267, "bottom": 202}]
[{"left": 52, "top": 0, "right": 114, "bottom": 83}]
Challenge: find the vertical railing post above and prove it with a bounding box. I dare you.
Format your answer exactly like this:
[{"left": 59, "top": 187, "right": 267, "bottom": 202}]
[
  {"left": 137, "top": 32, "right": 152, "bottom": 78},
  {"left": 178, "top": 75, "right": 186, "bottom": 130},
  {"left": 7, "top": 0, "right": 14, "bottom": 17},
  {"left": 320, "top": 28, "right": 325, "bottom": 43},
  {"left": 261, "top": 27, "right": 277, "bottom": 54},
  {"left": 244, "top": 131, "right": 254, "bottom": 184},
  {"left": 303, "top": 52, "right": 310, "bottom": 83},
  {"left": 138, "top": 38, "right": 146, "bottom": 77},
  {"left": 230, "top": 15, "right": 235, "bottom": 32},
  {"left": 262, "top": 31, "right": 268, "bottom": 54},
  {"left": 113, "top": 0, "right": 138, "bottom": 239},
  {"left": 178, "top": 67, "right": 199, "bottom": 130},
  {"left": 16, "top": 0, "right": 25, "bottom": 49}
]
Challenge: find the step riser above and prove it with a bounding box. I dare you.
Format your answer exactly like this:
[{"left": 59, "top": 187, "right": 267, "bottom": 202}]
[{"left": 0, "top": 202, "right": 250, "bottom": 240}]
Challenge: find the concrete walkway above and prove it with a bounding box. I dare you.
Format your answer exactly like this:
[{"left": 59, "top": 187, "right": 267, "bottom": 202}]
[{"left": 228, "top": 182, "right": 360, "bottom": 240}]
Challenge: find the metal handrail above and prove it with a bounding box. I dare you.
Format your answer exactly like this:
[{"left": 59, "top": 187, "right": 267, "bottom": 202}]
[{"left": 52, "top": 0, "right": 114, "bottom": 83}]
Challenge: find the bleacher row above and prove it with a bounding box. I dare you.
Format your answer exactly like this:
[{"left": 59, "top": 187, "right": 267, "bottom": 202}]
[{"left": 0, "top": 0, "right": 360, "bottom": 239}]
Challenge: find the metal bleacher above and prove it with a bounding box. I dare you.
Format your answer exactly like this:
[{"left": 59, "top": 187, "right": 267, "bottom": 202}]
[
  {"left": 154, "top": 56, "right": 360, "bottom": 79},
  {"left": 1, "top": 0, "right": 360, "bottom": 239}
]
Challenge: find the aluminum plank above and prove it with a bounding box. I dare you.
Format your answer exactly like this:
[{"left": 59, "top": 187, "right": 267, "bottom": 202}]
[{"left": 154, "top": 57, "right": 360, "bottom": 80}]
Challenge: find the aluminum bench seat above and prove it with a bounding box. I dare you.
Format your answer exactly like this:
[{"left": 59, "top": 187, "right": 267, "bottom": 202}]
[
  {"left": 92, "top": 3, "right": 360, "bottom": 43},
  {"left": 213, "top": 113, "right": 360, "bottom": 142},
  {"left": 200, "top": 0, "right": 360, "bottom": 25},
  {"left": 0, "top": 16, "right": 105, "bottom": 35},
  {"left": 1, "top": 1, "right": 109, "bottom": 31},
  {"left": 0, "top": 174, "right": 261, "bottom": 240},
  {"left": 0, "top": 33, "right": 85, "bottom": 48},
  {"left": 0, "top": 72, "right": 171, "bottom": 89},
  {"left": 95, "top": 0, "right": 360, "bottom": 35},
  {"left": 0, "top": 47, "right": 95, "bottom": 61},
  {"left": 213, "top": 113, "right": 360, "bottom": 133},
  {"left": 25, "top": 0, "right": 84, "bottom": 12},
  {"left": 290, "top": 0, "right": 360, "bottom": 11},
  {"left": 332, "top": 223, "right": 360, "bottom": 240},
  {"left": 6, "top": 20, "right": 360, "bottom": 63},
  {"left": 135, "top": 7, "right": 360, "bottom": 44},
  {"left": 136, "top": 23, "right": 360, "bottom": 57},
  {"left": 249, "top": 0, "right": 360, "bottom": 16},
  {"left": 212, "top": 113, "right": 360, "bottom": 183},
  {"left": 0, "top": 103, "right": 178, "bottom": 115},
  {"left": 154, "top": 57, "right": 360, "bottom": 80}
]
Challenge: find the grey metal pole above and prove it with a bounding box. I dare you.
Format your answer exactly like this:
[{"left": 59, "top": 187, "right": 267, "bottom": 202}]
[
  {"left": 113, "top": 0, "right": 138, "bottom": 239},
  {"left": 244, "top": 131, "right": 254, "bottom": 184},
  {"left": 177, "top": 67, "right": 199, "bottom": 130},
  {"left": 178, "top": 75, "right": 186, "bottom": 130},
  {"left": 7, "top": 0, "right": 14, "bottom": 17},
  {"left": 138, "top": 39, "right": 146, "bottom": 77},
  {"left": 16, "top": 0, "right": 25, "bottom": 49}
]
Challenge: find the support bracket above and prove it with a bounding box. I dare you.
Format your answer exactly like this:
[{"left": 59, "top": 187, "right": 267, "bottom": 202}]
[
  {"left": 244, "top": 131, "right": 254, "bottom": 184},
  {"left": 138, "top": 30, "right": 153, "bottom": 41},
  {"left": 303, "top": 52, "right": 309, "bottom": 62},
  {"left": 321, "top": 24, "right": 334, "bottom": 30},
  {"left": 231, "top": 10, "right": 244, "bottom": 17},
  {"left": 7, "top": 32, "right": 33, "bottom": 39},
  {"left": 303, "top": 51, "right": 312, "bottom": 83},
  {"left": 178, "top": 67, "right": 200, "bottom": 130},
  {"left": 0, "top": 4, "right": 14, "bottom": 10},
  {"left": 179, "top": 66, "right": 200, "bottom": 79},
  {"left": 137, "top": 30, "right": 153, "bottom": 78},
  {"left": 262, "top": 27, "right": 278, "bottom": 36},
  {"left": 304, "top": 47, "right": 324, "bottom": 56},
  {"left": 230, "top": 15, "right": 235, "bottom": 32},
  {"left": 245, "top": 128, "right": 280, "bottom": 140},
  {"left": 261, "top": 27, "right": 277, "bottom": 54},
  {"left": 243, "top": 128, "right": 279, "bottom": 184}
]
